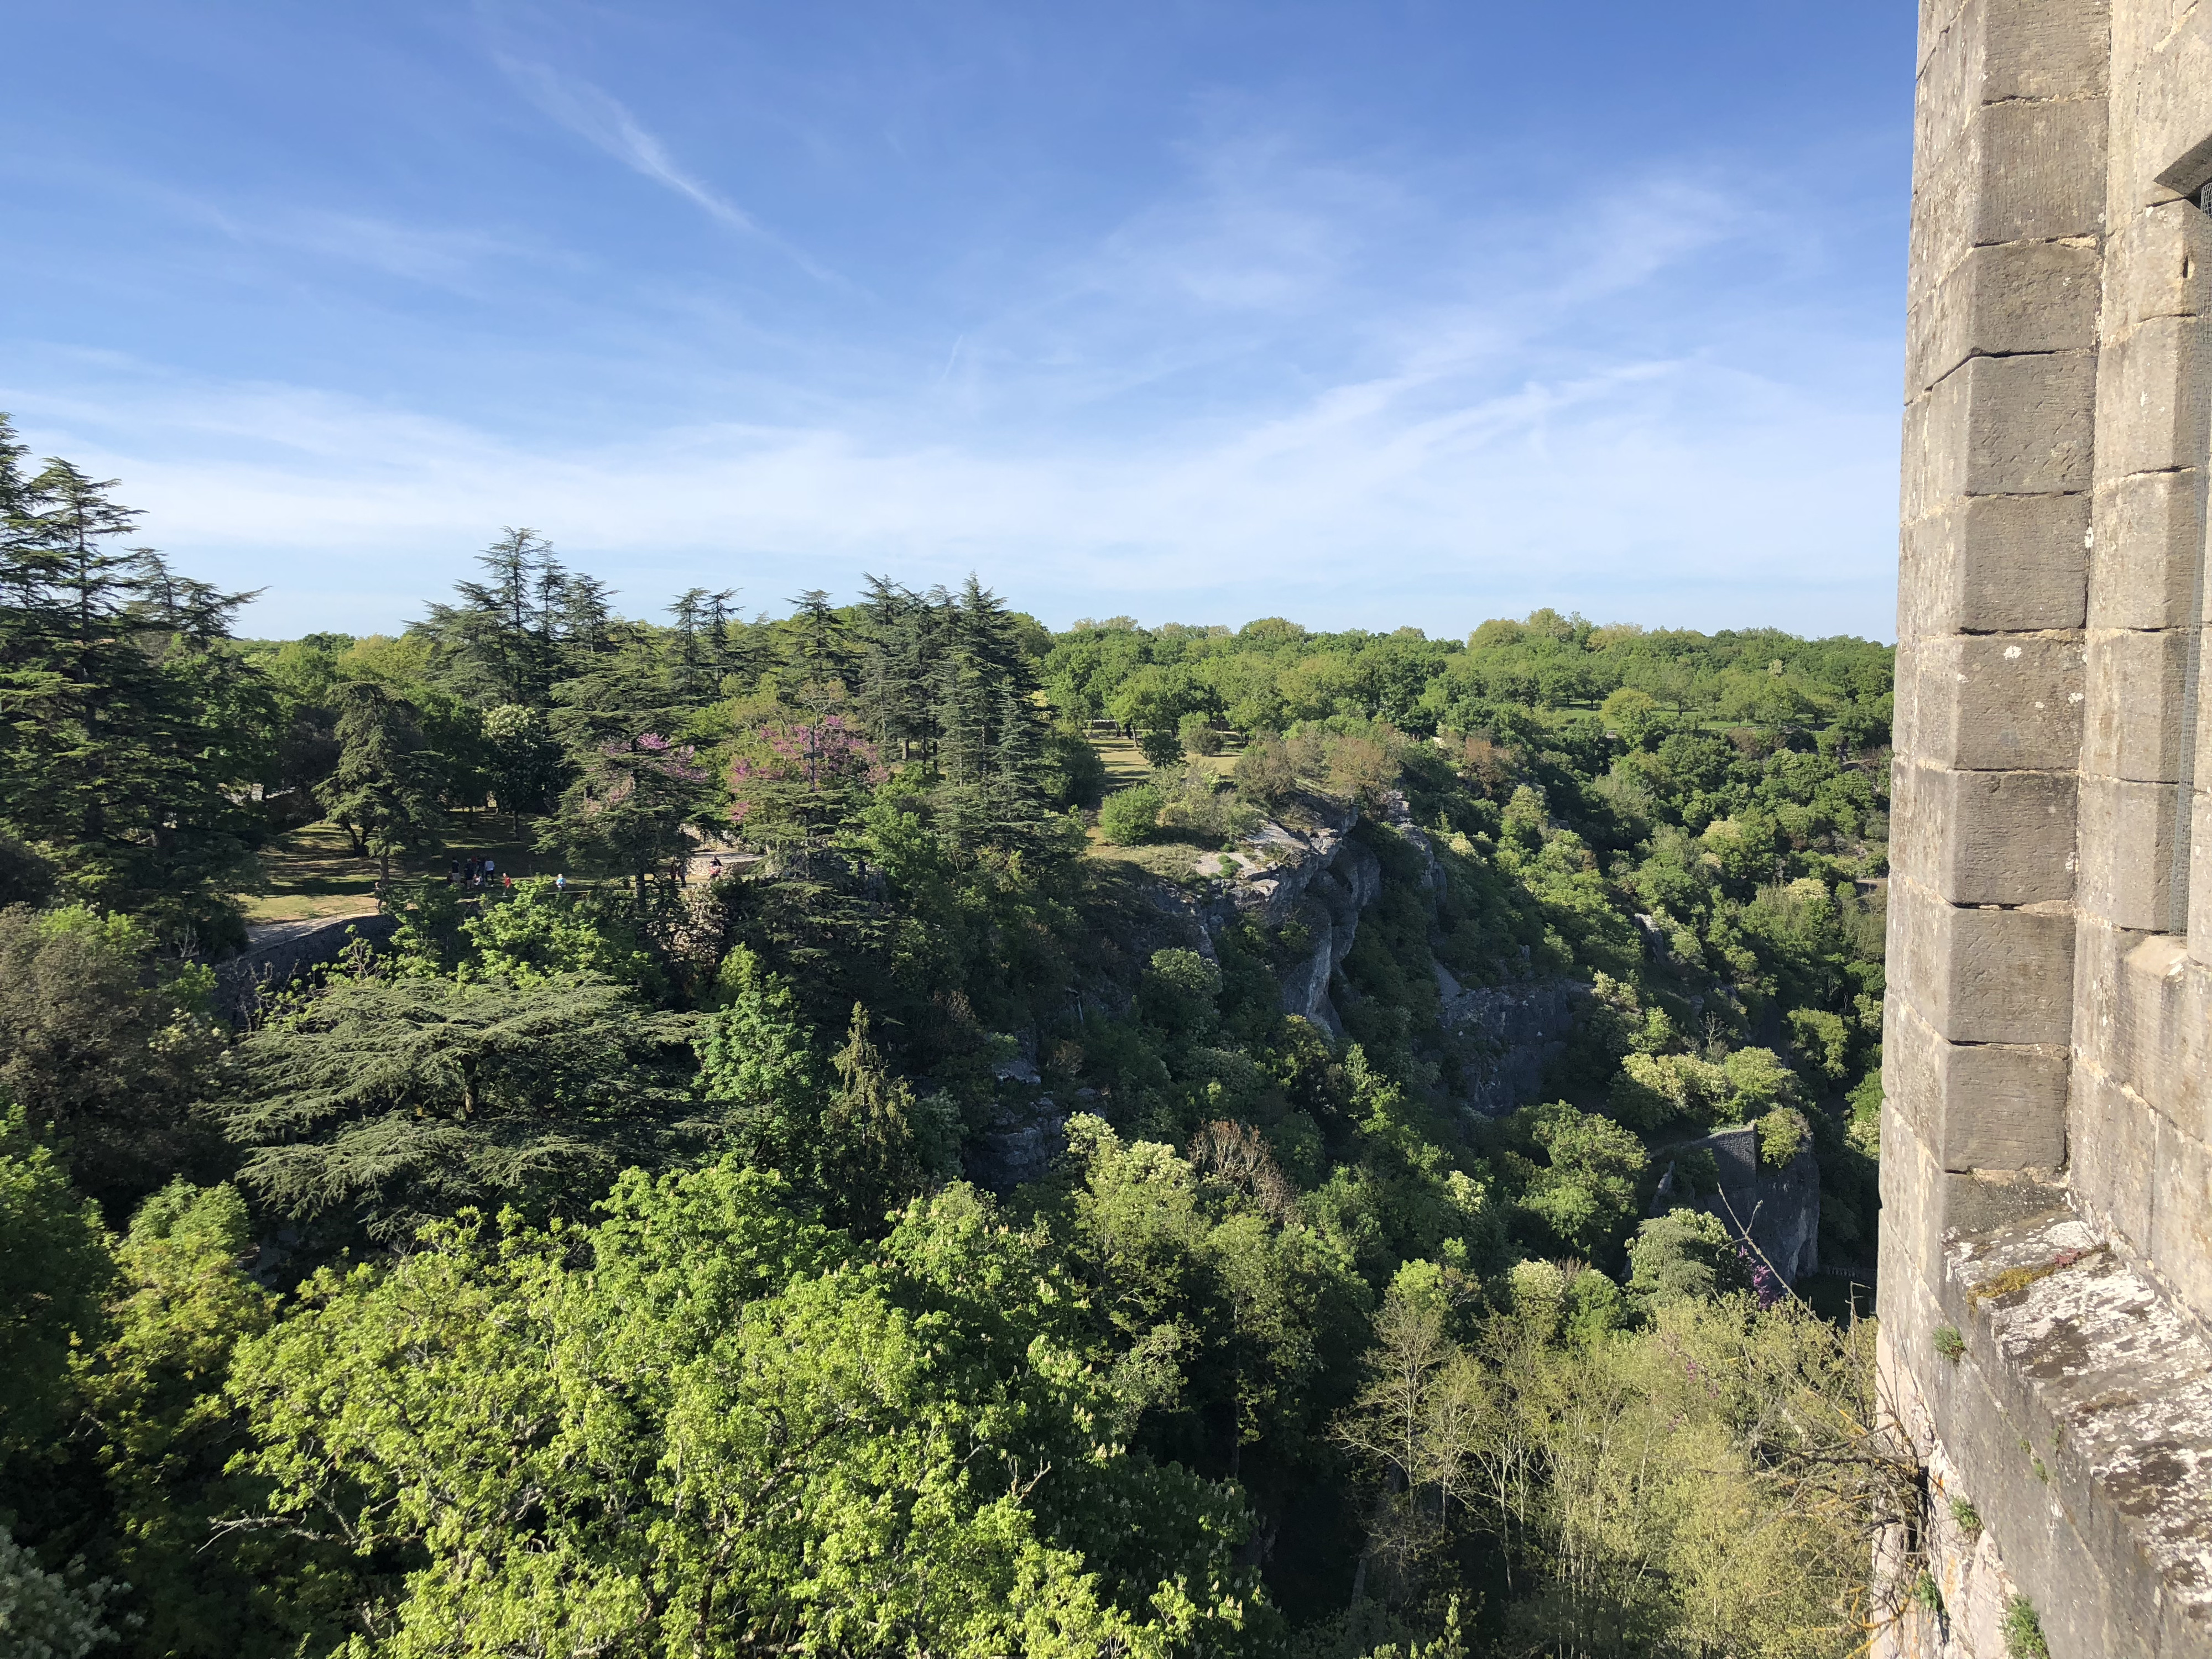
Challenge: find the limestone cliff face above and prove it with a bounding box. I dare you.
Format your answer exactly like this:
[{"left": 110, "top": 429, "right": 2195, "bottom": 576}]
[{"left": 1195, "top": 793, "right": 1583, "bottom": 1113}]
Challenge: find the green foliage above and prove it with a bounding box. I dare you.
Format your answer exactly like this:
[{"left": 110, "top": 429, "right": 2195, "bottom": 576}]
[
  {"left": 1932, "top": 1324, "right": 1966, "bottom": 1363},
  {"left": 0, "top": 420, "right": 267, "bottom": 946},
  {"left": 0, "top": 466, "right": 1908, "bottom": 1655},
  {"left": 70, "top": 1182, "right": 300, "bottom": 1658},
  {"left": 0, "top": 905, "right": 220, "bottom": 1213},
  {"left": 1509, "top": 1101, "right": 1648, "bottom": 1265},
  {"left": 229, "top": 1166, "right": 1262, "bottom": 1656},
  {"left": 2005, "top": 1595, "right": 2051, "bottom": 1658},
  {"left": 458, "top": 878, "right": 660, "bottom": 991},
  {"left": 1949, "top": 1496, "right": 1983, "bottom": 1535},
  {"left": 1626, "top": 1208, "right": 1753, "bottom": 1310},
  {"left": 0, "top": 1109, "right": 112, "bottom": 1463},
  {"left": 1756, "top": 1105, "right": 1810, "bottom": 1168},
  {"left": 1233, "top": 733, "right": 1298, "bottom": 807},
  {"left": 480, "top": 700, "right": 564, "bottom": 826},
  {"left": 1099, "top": 782, "right": 1165, "bottom": 844},
  {"left": 315, "top": 680, "right": 445, "bottom": 879},
  {"left": 214, "top": 973, "right": 703, "bottom": 1244},
  {"left": 0, "top": 1524, "right": 119, "bottom": 1659}
]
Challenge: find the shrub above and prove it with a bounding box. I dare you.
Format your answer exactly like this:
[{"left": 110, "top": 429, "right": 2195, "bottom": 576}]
[
  {"left": 1157, "top": 766, "right": 1256, "bottom": 842},
  {"left": 1098, "top": 785, "right": 1164, "bottom": 845},
  {"left": 1233, "top": 734, "right": 1298, "bottom": 808},
  {"left": 1626, "top": 1208, "right": 1754, "bottom": 1310},
  {"left": 1949, "top": 1497, "right": 1983, "bottom": 1535},
  {"left": 1756, "top": 1107, "right": 1809, "bottom": 1168},
  {"left": 1324, "top": 733, "right": 1397, "bottom": 804},
  {"left": 1177, "top": 711, "right": 1222, "bottom": 756},
  {"left": 1672, "top": 1147, "right": 1721, "bottom": 1196},
  {"left": 1932, "top": 1324, "right": 1965, "bottom": 1363}
]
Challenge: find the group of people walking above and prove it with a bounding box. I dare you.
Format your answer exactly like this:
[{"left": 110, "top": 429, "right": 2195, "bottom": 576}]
[{"left": 449, "top": 854, "right": 509, "bottom": 891}]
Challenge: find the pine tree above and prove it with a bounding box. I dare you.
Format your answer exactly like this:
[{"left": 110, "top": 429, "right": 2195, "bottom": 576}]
[
  {"left": 0, "top": 420, "right": 266, "bottom": 943},
  {"left": 421, "top": 528, "right": 562, "bottom": 706},
  {"left": 317, "top": 682, "right": 444, "bottom": 881}
]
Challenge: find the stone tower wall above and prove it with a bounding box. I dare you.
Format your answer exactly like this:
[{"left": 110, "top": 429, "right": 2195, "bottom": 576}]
[{"left": 1884, "top": 2, "right": 2212, "bottom": 1654}]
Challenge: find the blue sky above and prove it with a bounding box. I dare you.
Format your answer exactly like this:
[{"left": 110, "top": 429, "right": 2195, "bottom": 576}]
[{"left": 1, "top": 2, "right": 1914, "bottom": 640}]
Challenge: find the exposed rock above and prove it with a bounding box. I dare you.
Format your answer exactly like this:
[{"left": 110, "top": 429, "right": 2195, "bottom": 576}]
[
  {"left": 216, "top": 912, "right": 399, "bottom": 1021},
  {"left": 963, "top": 1098, "right": 1067, "bottom": 1193},
  {"left": 1433, "top": 966, "right": 1590, "bottom": 1115},
  {"left": 1650, "top": 1124, "right": 1820, "bottom": 1284}
]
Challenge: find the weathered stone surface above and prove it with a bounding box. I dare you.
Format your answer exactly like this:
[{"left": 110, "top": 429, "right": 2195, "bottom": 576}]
[
  {"left": 1888, "top": 995, "right": 2070, "bottom": 1170},
  {"left": 1891, "top": 8, "right": 2212, "bottom": 1650},
  {"left": 1908, "top": 239, "right": 2104, "bottom": 394},
  {"left": 2075, "top": 770, "right": 2182, "bottom": 928},
  {"left": 1937, "top": 1208, "right": 2212, "bottom": 1658},
  {"left": 1892, "top": 876, "right": 2078, "bottom": 1044},
  {"left": 1902, "top": 491, "right": 2091, "bottom": 639},
  {"left": 2083, "top": 625, "right": 2194, "bottom": 782},
  {"left": 1893, "top": 633, "right": 2085, "bottom": 771},
  {"left": 2069, "top": 1060, "right": 2157, "bottom": 1249},
  {"left": 2151, "top": 1113, "right": 2212, "bottom": 1324},
  {"left": 2094, "top": 312, "right": 2211, "bottom": 481},
  {"left": 1914, "top": 350, "right": 2098, "bottom": 500},
  {"left": 1431, "top": 968, "right": 1588, "bottom": 1115},
  {"left": 215, "top": 912, "right": 399, "bottom": 1020},
  {"left": 1892, "top": 759, "right": 2078, "bottom": 905},
  {"left": 2103, "top": 197, "right": 2211, "bottom": 330},
  {"left": 2089, "top": 466, "right": 2202, "bottom": 631}
]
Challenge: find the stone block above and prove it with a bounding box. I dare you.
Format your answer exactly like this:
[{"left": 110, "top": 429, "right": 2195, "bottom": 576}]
[
  {"left": 2189, "top": 788, "right": 2212, "bottom": 959},
  {"left": 1891, "top": 874, "right": 2077, "bottom": 1044},
  {"left": 2094, "top": 312, "right": 2209, "bottom": 483},
  {"left": 1901, "top": 491, "right": 2089, "bottom": 638},
  {"left": 2070, "top": 1060, "right": 2156, "bottom": 1251},
  {"left": 1881, "top": 1100, "right": 1948, "bottom": 1278},
  {"left": 1919, "top": 350, "right": 2096, "bottom": 499},
  {"left": 2088, "top": 466, "right": 2201, "bottom": 632},
  {"left": 1907, "top": 239, "right": 2103, "bottom": 394},
  {"left": 2081, "top": 625, "right": 2193, "bottom": 782},
  {"left": 1889, "top": 995, "right": 2070, "bottom": 1171},
  {"left": 2151, "top": 1114, "right": 2212, "bottom": 1327},
  {"left": 2070, "top": 911, "right": 2157, "bottom": 1077},
  {"left": 1978, "top": 0, "right": 2111, "bottom": 105},
  {"left": 2076, "top": 771, "right": 2181, "bottom": 930},
  {"left": 2103, "top": 197, "right": 2211, "bottom": 331},
  {"left": 2132, "top": 14, "right": 2212, "bottom": 207},
  {"left": 1893, "top": 633, "right": 2084, "bottom": 770},
  {"left": 1970, "top": 95, "right": 2109, "bottom": 246},
  {"left": 1893, "top": 759, "right": 2077, "bottom": 904},
  {"left": 1936, "top": 1207, "right": 2212, "bottom": 1659},
  {"left": 1897, "top": 390, "right": 1932, "bottom": 533},
  {"left": 2082, "top": 929, "right": 2210, "bottom": 1134}
]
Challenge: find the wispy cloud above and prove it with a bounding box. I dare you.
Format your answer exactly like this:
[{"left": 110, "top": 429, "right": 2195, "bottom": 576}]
[
  {"left": 498, "top": 57, "right": 846, "bottom": 286},
  {"left": 0, "top": 117, "right": 1892, "bottom": 640}
]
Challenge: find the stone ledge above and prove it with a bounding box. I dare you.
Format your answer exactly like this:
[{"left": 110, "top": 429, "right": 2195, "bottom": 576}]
[{"left": 1938, "top": 1200, "right": 2212, "bottom": 1657}]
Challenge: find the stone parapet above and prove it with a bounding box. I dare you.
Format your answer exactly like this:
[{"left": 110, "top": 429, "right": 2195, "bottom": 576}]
[{"left": 1876, "top": 1201, "right": 2212, "bottom": 1658}]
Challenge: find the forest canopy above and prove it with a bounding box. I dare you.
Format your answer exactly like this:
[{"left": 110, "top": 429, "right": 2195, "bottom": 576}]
[{"left": 0, "top": 416, "right": 1919, "bottom": 1658}]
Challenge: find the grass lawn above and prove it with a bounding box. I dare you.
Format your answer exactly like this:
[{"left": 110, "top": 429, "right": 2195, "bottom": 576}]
[
  {"left": 1080, "top": 734, "right": 1241, "bottom": 878},
  {"left": 237, "top": 811, "right": 555, "bottom": 925}
]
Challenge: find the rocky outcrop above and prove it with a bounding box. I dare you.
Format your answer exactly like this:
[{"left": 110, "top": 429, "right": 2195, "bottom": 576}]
[
  {"left": 1650, "top": 1124, "right": 1820, "bottom": 1285},
  {"left": 1433, "top": 967, "right": 1589, "bottom": 1115},
  {"left": 1187, "top": 793, "right": 1580, "bottom": 1112},
  {"left": 1193, "top": 795, "right": 1380, "bottom": 1037},
  {"left": 963, "top": 1103, "right": 1068, "bottom": 1192},
  {"left": 216, "top": 912, "right": 398, "bottom": 1021}
]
